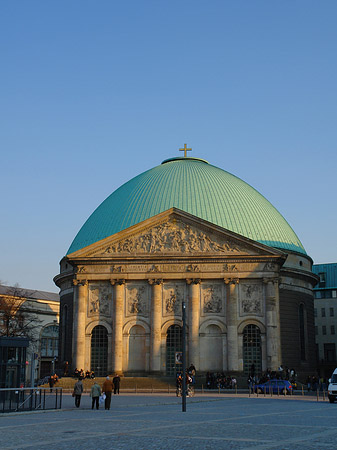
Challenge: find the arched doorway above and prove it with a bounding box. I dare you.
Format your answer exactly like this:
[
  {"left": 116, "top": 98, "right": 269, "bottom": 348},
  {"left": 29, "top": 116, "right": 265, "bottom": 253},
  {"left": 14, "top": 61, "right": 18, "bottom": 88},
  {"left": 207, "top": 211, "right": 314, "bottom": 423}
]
[
  {"left": 166, "top": 325, "right": 182, "bottom": 376},
  {"left": 200, "top": 324, "right": 222, "bottom": 371},
  {"left": 128, "top": 325, "right": 146, "bottom": 372},
  {"left": 91, "top": 325, "right": 108, "bottom": 376},
  {"left": 243, "top": 324, "right": 262, "bottom": 376}
]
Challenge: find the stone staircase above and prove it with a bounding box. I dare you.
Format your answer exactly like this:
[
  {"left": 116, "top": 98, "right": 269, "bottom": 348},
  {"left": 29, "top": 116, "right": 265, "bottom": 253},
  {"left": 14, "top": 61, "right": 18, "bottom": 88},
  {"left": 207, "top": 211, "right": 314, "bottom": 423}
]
[{"left": 47, "top": 376, "right": 177, "bottom": 393}]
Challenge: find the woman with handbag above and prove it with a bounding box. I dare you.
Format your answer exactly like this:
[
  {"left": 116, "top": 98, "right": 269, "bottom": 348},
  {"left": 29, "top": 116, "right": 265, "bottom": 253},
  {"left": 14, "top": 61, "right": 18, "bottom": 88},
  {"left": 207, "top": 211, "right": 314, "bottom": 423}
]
[{"left": 73, "top": 376, "right": 84, "bottom": 408}]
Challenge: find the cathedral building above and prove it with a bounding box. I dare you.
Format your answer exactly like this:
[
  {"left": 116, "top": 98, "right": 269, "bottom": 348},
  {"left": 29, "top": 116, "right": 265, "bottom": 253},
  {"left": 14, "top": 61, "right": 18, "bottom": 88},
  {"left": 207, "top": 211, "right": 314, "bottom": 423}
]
[{"left": 54, "top": 153, "right": 318, "bottom": 378}]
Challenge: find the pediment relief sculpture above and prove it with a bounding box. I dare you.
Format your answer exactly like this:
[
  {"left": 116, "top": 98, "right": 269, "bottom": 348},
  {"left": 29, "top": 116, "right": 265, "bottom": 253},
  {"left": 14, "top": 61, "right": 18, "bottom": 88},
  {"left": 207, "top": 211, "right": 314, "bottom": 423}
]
[{"left": 99, "top": 219, "right": 250, "bottom": 256}]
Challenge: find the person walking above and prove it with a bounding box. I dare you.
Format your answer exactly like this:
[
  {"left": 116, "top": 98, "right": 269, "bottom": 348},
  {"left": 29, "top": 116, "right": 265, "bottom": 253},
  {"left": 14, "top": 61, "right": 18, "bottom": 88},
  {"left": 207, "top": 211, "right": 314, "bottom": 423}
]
[
  {"left": 113, "top": 374, "right": 121, "bottom": 395},
  {"left": 102, "top": 376, "right": 113, "bottom": 410},
  {"left": 73, "top": 376, "right": 83, "bottom": 408},
  {"left": 90, "top": 381, "right": 101, "bottom": 410}
]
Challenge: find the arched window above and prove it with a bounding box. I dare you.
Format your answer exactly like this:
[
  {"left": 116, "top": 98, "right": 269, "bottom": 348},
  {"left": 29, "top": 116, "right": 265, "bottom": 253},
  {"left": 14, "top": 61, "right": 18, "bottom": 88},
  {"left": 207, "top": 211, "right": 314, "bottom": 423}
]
[
  {"left": 166, "top": 325, "right": 182, "bottom": 376},
  {"left": 40, "top": 325, "right": 59, "bottom": 357},
  {"left": 91, "top": 325, "right": 108, "bottom": 376},
  {"left": 243, "top": 324, "right": 262, "bottom": 376},
  {"left": 299, "top": 304, "right": 306, "bottom": 361}
]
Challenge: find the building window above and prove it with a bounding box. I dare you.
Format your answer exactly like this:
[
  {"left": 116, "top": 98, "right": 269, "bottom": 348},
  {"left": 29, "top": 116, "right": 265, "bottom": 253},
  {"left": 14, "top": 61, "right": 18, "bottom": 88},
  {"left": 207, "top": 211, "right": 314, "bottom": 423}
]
[
  {"left": 315, "top": 291, "right": 321, "bottom": 299},
  {"left": 166, "top": 325, "right": 182, "bottom": 376},
  {"left": 243, "top": 324, "right": 262, "bottom": 376},
  {"left": 330, "top": 308, "right": 334, "bottom": 317},
  {"left": 314, "top": 308, "right": 317, "bottom": 317},
  {"left": 321, "top": 308, "right": 326, "bottom": 317},
  {"left": 322, "top": 326, "right": 327, "bottom": 335},
  {"left": 331, "top": 325, "right": 335, "bottom": 335},
  {"left": 332, "top": 290, "right": 337, "bottom": 298},
  {"left": 324, "top": 343, "right": 336, "bottom": 363},
  {"left": 90, "top": 325, "right": 108, "bottom": 377},
  {"left": 319, "top": 272, "right": 326, "bottom": 288},
  {"left": 40, "top": 325, "right": 59, "bottom": 357}
]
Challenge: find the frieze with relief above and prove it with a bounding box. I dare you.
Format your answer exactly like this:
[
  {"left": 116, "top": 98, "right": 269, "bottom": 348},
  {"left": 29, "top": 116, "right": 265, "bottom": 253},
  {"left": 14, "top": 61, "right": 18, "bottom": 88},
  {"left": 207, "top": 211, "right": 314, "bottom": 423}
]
[
  {"left": 239, "top": 283, "right": 263, "bottom": 316},
  {"left": 163, "top": 283, "right": 185, "bottom": 315},
  {"left": 101, "top": 219, "right": 249, "bottom": 255},
  {"left": 88, "top": 282, "right": 112, "bottom": 317},
  {"left": 126, "top": 284, "right": 149, "bottom": 316},
  {"left": 202, "top": 284, "right": 223, "bottom": 314}
]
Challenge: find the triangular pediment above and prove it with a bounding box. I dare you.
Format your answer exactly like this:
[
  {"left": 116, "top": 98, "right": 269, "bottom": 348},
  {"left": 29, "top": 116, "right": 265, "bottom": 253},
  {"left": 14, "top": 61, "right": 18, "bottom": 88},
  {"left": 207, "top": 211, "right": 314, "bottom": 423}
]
[{"left": 68, "top": 208, "right": 285, "bottom": 259}]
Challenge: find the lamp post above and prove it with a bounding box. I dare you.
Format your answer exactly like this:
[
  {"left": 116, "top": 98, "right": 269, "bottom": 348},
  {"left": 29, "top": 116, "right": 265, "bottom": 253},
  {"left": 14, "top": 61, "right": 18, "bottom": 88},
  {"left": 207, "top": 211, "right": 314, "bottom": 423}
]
[{"left": 182, "top": 301, "right": 186, "bottom": 412}]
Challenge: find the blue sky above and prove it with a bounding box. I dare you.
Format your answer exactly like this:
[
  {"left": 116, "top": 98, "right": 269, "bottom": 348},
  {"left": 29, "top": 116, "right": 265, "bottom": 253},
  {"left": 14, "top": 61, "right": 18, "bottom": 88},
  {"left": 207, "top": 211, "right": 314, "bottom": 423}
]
[{"left": 1, "top": 1, "right": 336, "bottom": 292}]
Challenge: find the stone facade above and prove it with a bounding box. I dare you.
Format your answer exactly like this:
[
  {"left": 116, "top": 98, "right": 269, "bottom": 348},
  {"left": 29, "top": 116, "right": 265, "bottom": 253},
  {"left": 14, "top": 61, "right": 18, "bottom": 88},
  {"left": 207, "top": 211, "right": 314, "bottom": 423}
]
[{"left": 54, "top": 208, "right": 317, "bottom": 377}]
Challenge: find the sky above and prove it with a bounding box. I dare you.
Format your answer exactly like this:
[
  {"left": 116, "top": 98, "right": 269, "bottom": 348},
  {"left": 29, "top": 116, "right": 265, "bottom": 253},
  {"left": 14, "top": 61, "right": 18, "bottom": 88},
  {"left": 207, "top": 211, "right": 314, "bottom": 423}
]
[{"left": 1, "top": 1, "right": 336, "bottom": 293}]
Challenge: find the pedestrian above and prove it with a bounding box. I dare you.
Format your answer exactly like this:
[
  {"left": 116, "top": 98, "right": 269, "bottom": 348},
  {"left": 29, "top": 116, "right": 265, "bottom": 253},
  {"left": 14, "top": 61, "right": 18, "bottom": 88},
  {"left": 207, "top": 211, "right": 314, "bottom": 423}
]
[
  {"left": 113, "top": 374, "right": 121, "bottom": 395},
  {"left": 102, "top": 376, "right": 113, "bottom": 410},
  {"left": 90, "top": 381, "right": 101, "bottom": 410},
  {"left": 49, "top": 375, "right": 54, "bottom": 392},
  {"left": 73, "top": 376, "right": 83, "bottom": 408}
]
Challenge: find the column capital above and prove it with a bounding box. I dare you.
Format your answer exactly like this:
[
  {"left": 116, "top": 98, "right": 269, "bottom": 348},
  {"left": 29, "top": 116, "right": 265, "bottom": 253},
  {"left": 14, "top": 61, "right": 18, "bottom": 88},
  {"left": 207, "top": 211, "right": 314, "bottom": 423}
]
[
  {"left": 148, "top": 278, "right": 163, "bottom": 285},
  {"left": 73, "top": 279, "right": 88, "bottom": 287},
  {"left": 110, "top": 279, "right": 125, "bottom": 285},
  {"left": 263, "top": 277, "right": 278, "bottom": 285},
  {"left": 186, "top": 278, "right": 201, "bottom": 285},
  {"left": 224, "top": 277, "right": 239, "bottom": 285}
]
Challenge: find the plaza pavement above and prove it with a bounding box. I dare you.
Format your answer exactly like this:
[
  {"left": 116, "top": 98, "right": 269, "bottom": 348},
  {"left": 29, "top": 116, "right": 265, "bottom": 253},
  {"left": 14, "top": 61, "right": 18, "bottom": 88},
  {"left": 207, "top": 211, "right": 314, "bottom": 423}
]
[{"left": 1, "top": 393, "right": 337, "bottom": 450}]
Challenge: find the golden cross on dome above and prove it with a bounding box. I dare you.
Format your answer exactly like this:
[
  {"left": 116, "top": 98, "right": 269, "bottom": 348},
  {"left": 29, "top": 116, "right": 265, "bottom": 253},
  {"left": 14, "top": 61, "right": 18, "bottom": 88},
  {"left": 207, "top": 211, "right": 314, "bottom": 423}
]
[{"left": 179, "top": 143, "right": 192, "bottom": 157}]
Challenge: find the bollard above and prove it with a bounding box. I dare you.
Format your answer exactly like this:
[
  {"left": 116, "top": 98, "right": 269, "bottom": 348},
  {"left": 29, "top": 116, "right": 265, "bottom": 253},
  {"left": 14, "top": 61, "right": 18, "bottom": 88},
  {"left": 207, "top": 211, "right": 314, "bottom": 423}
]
[
  {"left": 202, "top": 384, "right": 204, "bottom": 394},
  {"left": 264, "top": 386, "right": 266, "bottom": 397},
  {"left": 218, "top": 386, "right": 220, "bottom": 395},
  {"left": 256, "top": 386, "right": 258, "bottom": 397},
  {"left": 277, "top": 386, "right": 279, "bottom": 397},
  {"left": 323, "top": 390, "right": 326, "bottom": 401},
  {"left": 235, "top": 385, "right": 237, "bottom": 395},
  {"left": 317, "top": 389, "right": 319, "bottom": 402},
  {"left": 249, "top": 386, "right": 251, "bottom": 397},
  {"left": 302, "top": 385, "right": 304, "bottom": 396},
  {"left": 168, "top": 384, "right": 170, "bottom": 394}
]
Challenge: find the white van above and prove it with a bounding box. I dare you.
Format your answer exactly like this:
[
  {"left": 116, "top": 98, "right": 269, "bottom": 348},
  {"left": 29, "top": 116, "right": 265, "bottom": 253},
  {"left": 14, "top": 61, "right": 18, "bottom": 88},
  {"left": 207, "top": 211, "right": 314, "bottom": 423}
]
[{"left": 328, "top": 368, "right": 337, "bottom": 403}]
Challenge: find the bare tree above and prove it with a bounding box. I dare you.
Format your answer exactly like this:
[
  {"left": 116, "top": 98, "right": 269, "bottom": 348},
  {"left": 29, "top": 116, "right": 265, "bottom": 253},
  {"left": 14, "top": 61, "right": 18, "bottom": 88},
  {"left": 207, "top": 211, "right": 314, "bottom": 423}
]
[{"left": 0, "top": 284, "right": 41, "bottom": 342}]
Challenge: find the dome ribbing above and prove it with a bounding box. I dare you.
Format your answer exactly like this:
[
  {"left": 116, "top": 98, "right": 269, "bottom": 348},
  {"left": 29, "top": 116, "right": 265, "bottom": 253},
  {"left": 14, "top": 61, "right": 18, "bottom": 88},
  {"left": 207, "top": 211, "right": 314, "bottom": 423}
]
[{"left": 67, "top": 157, "right": 306, "bottom": 255}]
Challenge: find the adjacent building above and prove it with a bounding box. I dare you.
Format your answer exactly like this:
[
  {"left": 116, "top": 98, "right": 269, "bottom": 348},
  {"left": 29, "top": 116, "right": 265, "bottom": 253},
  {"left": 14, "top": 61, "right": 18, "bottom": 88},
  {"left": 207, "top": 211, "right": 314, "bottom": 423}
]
[
  {"left": 55, "top": 154, "right": 318, "bottom": 379},
  {"left": 0, "top": 285, "right": 59, "bottom": 387},
  {"left": 313, "top": 263, "right": 337, "bottom": 377}
]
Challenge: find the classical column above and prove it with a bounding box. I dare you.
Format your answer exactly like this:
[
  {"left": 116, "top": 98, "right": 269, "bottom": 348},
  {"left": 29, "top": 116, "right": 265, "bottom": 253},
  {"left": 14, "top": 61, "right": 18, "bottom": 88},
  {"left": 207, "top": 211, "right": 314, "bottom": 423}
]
[
  {"left": 264, "top": 278, "right": 281, "bottom": 370},
  {"left": 187, "top": 278, "right": 201, "bottom": 370},
  {"left": 225, "top": 278, "right": 239, "bottom": 371},
  {"left": 149, "top": 279, "right": 163, "bottom": 373},
  {"left": 112, "top": 279, "right": 125, "bottom": 374},
  {"left": 73, "top": 279, "right": 88, "bottom": 371}
]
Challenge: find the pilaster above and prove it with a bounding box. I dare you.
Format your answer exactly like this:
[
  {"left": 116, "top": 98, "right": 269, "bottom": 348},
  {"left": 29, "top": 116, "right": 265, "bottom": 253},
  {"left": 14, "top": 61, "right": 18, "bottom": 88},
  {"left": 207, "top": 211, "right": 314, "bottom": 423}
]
[
  {"left": 149, "top": 279, "right": 163, "bottom": 373},
  {"left": 225, "top": 277, "right": 239, "bottom": 371},
  {"left": 73, "top": 279, "right": 88, "bottom": 371},
  {"left": 187, "top": 278, "right": 201, "bottom": 369},
  {"left": 111, "top": 279, "right": 125, "bottom": 374}
]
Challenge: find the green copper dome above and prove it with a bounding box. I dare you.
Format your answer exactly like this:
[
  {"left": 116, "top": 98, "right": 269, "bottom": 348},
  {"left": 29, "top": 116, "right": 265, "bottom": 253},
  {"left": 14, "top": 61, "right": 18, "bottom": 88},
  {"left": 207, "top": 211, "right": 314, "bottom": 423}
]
[{"left": 67, "top": 157, "right": 306, "bottom": 255}]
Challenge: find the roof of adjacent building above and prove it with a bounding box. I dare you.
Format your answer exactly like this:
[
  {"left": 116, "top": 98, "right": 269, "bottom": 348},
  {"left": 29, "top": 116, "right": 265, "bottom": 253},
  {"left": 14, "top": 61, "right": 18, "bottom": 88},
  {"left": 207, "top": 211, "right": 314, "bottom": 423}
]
[
  {"left": 312, "top": 263, "right": 337, "bottom": 289},
  {"left": 67, "top": 156, "right": 306, "bottom": 255},
  {"left": 0, "top": 285, "right": 59, "bottom": 302}
]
